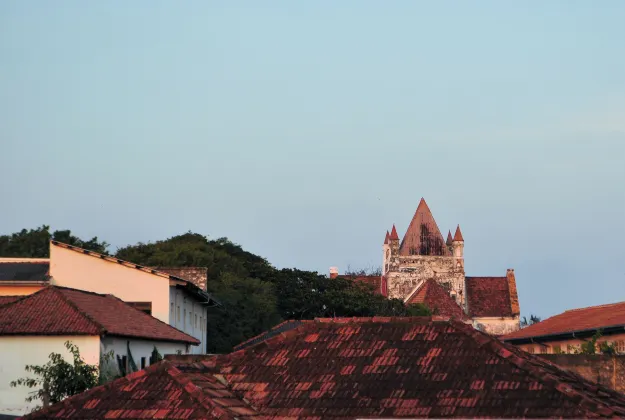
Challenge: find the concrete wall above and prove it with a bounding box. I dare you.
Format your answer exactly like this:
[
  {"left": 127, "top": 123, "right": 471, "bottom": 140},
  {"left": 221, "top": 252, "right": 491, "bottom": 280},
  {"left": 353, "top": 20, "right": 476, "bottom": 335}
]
[
  {"left": 473, "top": 317, "right": 520, "bottom": 336},
  {"left": 0, "top": 336, "right": 100, "bottom": 417},
  {"left": 49, "top": 245, "right": 171, "bottom": 324},
  {"left": 386, "top": 255, "right": 465, "bottom": 306},
  {"left": 0, "top": 286, "right": 43, "bottom": 296},
  {"left": 100, "top": 336, "right": 189, "bottom": 373},
  {"left": 538, "top": 354, "right": 625, "bottom": 393},
  {"left": 169, "top": 288, "right": 207, "bottom": 354}
]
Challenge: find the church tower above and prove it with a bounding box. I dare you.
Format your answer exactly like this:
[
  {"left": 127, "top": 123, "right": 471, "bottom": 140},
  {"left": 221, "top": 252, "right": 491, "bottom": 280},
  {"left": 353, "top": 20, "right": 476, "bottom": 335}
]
[{"left": 383, "top": 198, "right": 466, "bottom": 305}]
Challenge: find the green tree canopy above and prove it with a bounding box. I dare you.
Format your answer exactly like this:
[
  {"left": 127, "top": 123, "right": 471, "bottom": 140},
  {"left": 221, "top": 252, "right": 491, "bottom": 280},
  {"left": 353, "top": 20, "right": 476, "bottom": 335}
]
[{"left": 0, "top": 225, "right": 109, "bottom": 257}]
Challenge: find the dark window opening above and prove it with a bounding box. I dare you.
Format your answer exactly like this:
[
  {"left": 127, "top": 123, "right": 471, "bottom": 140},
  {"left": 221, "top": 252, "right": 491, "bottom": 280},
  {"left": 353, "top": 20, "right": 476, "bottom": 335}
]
[
  {"left": 126, "top": 301, "right": 152, "bottom": 316},
  {"left": 141, "top": 357, "right": 146, "bottom": 369}
]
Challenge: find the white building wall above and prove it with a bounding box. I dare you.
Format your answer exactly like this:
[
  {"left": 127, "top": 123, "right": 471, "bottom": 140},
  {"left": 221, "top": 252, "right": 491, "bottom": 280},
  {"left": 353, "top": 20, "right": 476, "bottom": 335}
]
[
  {"left": 100, "top": 336, "right": 190, "bottom": 372},
  {"left": 0, "top": 336, "right": 100, "bottom": 417},
  {"left": 169, "top": 288, "right": 207, "bottom": 354}
]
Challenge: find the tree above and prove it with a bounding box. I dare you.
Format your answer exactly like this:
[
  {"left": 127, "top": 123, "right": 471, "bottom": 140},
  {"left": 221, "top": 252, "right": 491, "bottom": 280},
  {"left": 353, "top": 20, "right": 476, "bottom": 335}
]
[
  {"left": 520, "top": 314, "right": 541, "bottom": 328},
  {"left": 344, "top": 265, "right": 383, "bottom": 276},
  {"left": 10, "top": 341, "right": 105, "bottom": 407},
  {"left": 0, "top": 225, "right": 109, "bottom": 257}
]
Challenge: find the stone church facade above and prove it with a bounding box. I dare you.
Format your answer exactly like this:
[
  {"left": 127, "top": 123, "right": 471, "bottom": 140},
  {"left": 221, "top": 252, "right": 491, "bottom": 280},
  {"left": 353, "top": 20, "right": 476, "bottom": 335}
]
[{"left": 333, "top": 198, "right": 521, "bottom": 336}]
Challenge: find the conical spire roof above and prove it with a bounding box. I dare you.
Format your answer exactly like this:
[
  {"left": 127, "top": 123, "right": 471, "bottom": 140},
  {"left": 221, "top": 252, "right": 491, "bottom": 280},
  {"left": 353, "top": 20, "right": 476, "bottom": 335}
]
[
  {"left": 399, "top": 198, "right": 450, "bottom": 256},
  {"left": 453, "top": 225, "right": 464, "bottom": 242},
  {"left": 389, "top": 225, "right": 399, "bottom": 241},
  {"left": 446, "top": 230, "right": 453, "bottom": 246},
  {"left": 384, "top": 231, "right": 390, "bottom": 245}
]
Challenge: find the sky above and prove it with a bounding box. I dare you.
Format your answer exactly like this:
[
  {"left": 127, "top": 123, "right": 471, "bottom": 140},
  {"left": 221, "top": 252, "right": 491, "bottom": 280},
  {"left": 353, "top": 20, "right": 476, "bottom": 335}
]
[{"left": 1, "top": 1, "right": 624, "bottom": 319}]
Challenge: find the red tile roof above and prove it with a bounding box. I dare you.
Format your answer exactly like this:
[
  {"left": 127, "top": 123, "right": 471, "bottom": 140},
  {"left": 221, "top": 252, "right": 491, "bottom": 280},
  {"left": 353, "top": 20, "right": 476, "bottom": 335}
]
[
  {"left": 466, "top": 276, "right": 516, "bottom": 317},
  {"left": 446, "top": 230, "right": 453, "bottom": 245},
  {"left": 389, "top": 224, "right": 399, "bottom": 240},
  {"left": 21, "top": 359, "right": 254, "bottom": 420},
  {"left": 453, "top": 224, "right": 464, "bottom": 242},
  {"left": 406, "top": 279, "right": 470, "bottom": 320},
  {"left": 0, "top": 295, "right": 23, "bottom": 306},
  {"left": 399, "top": 198, "right": 450, "bottom": 256},
  {"left": 22, "top": 317, "right": 625, "bottom": 418},
  {"left": 383, "top": 230, "right": 390, "bottom": 244},
  {"left": 502, "top": 301, "right": 625, "bottom": 342},
  {"left": 0, "top": 286, "right": 199, "bottom": 344}
]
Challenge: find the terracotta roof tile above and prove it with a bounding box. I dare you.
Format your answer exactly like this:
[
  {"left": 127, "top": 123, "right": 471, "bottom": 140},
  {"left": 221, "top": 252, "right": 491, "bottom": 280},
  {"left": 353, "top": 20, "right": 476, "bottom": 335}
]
[
  {"left": 389, "top": 225, "right": 399, "bottom": 240},
  {"left": 22, "top": 360, "right": 251, "bottom": 419},
  {"left": 399, "top": 198, "right": 450, "bottom": 256},
  {"left": 466, "top": 277, "right": 514, "bottom": 317},
  {"left": 24, "top": 317, "right": 625, "bottom": 418},
  {"left": 502, "top": 300, "right": 625, "bottom": 341},
  {"left": 0, "top": 295, "right": 22, "bottom": 306},
  {"left": 0, "top": 286, "right": 199, "bottom": 344},
  {"left": 453, "top": 224, "right": 464, "bottom": 242},
  {"left": 406, "top": 279, "right": 470, "bottom": 320}
]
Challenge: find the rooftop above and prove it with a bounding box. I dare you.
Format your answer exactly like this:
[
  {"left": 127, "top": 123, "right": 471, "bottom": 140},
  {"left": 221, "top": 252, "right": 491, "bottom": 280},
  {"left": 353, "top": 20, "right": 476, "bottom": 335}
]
[
  {"left": 502, "top": 300, "right": 625, "bottom": 342},
  {"left": 23, "top": 317, "right": 625, "bottom": 419},
  {"left": 0, "top": 286, "right": 199, "bottom": 344}
]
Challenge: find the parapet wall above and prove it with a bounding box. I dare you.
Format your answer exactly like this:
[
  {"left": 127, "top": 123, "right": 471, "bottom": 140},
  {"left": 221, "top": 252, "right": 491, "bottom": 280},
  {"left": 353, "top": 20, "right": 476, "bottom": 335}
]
[{"left": 539, "top": 354, "right": 625, "bottom": 393}]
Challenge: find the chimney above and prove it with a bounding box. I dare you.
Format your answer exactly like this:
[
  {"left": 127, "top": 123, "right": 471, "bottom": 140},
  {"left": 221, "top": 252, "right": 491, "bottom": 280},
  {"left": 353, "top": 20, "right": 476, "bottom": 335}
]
[{"left": 329, "top": 267, "right": 339, "bottom": 279}]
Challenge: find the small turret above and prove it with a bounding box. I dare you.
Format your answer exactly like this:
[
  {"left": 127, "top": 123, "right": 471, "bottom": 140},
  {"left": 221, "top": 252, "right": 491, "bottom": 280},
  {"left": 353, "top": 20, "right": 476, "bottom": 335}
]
[
  {"left": 388, "top": 224, "right": 400, "bottom": 271},
  {"left": 382, "top": 231, "right": 391, "bottom": 274},
  {"left": 452, "top": 225, "right": 464, "bottom": 269}
]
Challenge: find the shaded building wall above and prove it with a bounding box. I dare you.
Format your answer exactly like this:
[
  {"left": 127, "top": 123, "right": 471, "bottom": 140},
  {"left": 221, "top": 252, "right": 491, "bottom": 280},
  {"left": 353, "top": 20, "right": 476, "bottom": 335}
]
[
  {"left": 514, "top": 333, "right": 625, "bottom": 355},
  {"left": 539, "top": 354, "right": 625, "bottom": 393}
]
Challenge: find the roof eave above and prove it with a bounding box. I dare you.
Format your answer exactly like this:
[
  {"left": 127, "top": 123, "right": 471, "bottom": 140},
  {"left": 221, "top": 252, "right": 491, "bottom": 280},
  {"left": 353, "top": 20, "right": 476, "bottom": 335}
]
[
  {"left": 503, "top": 324, "right": 625, "bottom": 344},
  {"left": 0, "top": 280, "right": 49, "bottom": 286}
]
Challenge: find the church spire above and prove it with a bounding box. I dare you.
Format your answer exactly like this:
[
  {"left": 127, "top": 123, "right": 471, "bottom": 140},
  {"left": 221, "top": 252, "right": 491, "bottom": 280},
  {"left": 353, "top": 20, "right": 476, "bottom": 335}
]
[
  {"left": 389, "top": 225, "right": 399, "bottom": 241},
  {"left": 453, "top": 225, "right": 464, "bottom": 242},
  {"left": 384, "top": 231, "right": 390, "bottom": 244},
  {"left": 399, "top": 198, "right": 449, "bottom": 256},
  {"left": 446, "top": 230, "right": 453, "bottom": 246}
]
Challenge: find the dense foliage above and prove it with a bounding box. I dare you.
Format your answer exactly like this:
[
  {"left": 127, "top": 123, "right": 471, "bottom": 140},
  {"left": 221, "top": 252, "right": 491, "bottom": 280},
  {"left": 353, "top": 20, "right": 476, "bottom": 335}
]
[
  {"left": 0, "top": 225, "right": 109, "bottom": 257},
  {"left": 1, "top": 228, "right": 431, "bottom": 353}
]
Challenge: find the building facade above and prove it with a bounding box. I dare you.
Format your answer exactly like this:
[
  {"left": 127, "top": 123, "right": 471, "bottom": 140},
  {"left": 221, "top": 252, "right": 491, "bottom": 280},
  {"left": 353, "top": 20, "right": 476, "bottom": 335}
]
[{"left": 334, "top": 198, "right": 521, "bottom": 335}]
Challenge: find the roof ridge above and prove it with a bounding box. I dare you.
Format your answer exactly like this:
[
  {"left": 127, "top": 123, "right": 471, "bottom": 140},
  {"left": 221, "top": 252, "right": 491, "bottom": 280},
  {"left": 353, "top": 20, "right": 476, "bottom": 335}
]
[
  {"left": 451, "top": 321, "right": 625, "bottom": 416},
  {"left": 565, "top": 301, "right": 625, "bottom": 312}
]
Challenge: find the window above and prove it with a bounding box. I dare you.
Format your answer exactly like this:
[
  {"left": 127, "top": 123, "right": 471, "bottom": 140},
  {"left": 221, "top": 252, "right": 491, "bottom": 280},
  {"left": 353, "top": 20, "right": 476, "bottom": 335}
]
[
  {"left": 127, "top": 302, "right": 152, "bottom": 316},
  {"left": 177, "top": 306, "right": 180, "bottom": 322},
  {"left": 171, "top": 302, "right": 174, "bottom": 316},
  {"left": 141, "top": 357, "right": 146, "bottom": 369},
  {"left": 183, "top": 309, "right": 186, "bottom": 327},
  {"left": 540, "top": 347, "right": 548, "bottom": 354},
  {"left": 553, "top": 345, "right": 562, "bottom": 354},
  {"left": 616, "top": 340, "right": 625, "bottom": 354},
  {"left": 195, "top": 314, "right": 198, "bottom": 329},
  {"left": 527, "top": 346, "right": 535, "bottom": 354}
]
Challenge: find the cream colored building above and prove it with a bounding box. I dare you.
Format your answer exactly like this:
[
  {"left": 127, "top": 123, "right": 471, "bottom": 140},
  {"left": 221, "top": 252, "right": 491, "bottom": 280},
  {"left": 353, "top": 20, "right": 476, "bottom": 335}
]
[{"left": 0, "top": 241, "right": 217, "bottom": 354}]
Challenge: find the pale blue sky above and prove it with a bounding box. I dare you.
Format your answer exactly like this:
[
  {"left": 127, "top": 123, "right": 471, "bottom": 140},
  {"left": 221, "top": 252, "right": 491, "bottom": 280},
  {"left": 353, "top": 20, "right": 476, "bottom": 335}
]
[{"left": 2, "top": 1, "right": 624, "bottom": 318}]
